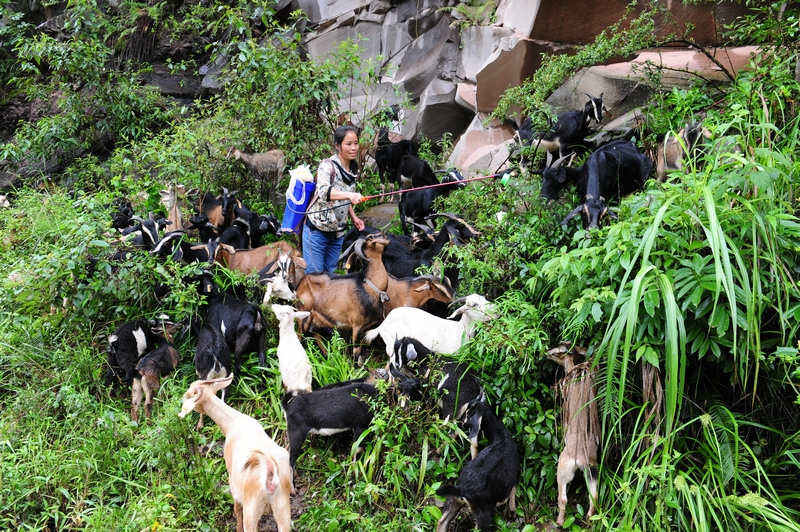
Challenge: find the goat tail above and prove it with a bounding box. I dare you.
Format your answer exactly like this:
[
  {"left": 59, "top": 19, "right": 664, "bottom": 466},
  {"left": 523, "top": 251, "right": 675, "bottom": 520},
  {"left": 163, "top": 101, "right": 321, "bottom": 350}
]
[
  {"left": 242, "top": 450, "right": 280, "bottom": 495},
  {"left": 436, "top": 484, "right": 461, "bottom": 498},
  {"left": 362, "top": 327, "right": 380, "bottom": 344}
]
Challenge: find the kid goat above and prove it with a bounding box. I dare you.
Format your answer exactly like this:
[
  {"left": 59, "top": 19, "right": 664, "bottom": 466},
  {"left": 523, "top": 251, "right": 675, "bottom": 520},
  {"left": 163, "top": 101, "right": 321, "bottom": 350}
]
[{"left": 179, "top": 376, "right": 294, "bottom": 532}]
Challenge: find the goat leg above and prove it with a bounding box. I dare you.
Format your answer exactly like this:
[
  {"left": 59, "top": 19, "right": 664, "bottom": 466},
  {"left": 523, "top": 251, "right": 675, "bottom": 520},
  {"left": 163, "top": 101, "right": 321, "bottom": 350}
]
[
  {"left": 437, "top": 496, "right": 466, "bottom": 532},
  {"left": 585, "top": 465, "right": 599, "bottom": 519},
  {"left": 556, "top": 453, "right": 578, "bottom": 527},
  {"left": 234, "top": 501, "right": 244, "bottom": 532}
]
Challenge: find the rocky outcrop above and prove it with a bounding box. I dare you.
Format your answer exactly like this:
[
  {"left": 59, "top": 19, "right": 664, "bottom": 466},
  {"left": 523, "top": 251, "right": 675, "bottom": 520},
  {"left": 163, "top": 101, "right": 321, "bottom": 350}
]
[{"left": 294, "top": 0, "right": 756, "bottom": 173}]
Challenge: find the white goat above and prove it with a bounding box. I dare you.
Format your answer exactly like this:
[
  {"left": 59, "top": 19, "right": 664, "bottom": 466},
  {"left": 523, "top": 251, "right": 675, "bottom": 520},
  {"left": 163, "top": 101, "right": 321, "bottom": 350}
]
[
  {"left": 179, "top": 376, "right": 294, "bottom": 532},
  {"left": 272, "top": 304, "right": 313, "bottom": 394},
  {"left": 547, "top": 342, "right": 600, "bottom": 527},
  {"left": 363, "top": 294, "right": 496, "bottom": 357}
]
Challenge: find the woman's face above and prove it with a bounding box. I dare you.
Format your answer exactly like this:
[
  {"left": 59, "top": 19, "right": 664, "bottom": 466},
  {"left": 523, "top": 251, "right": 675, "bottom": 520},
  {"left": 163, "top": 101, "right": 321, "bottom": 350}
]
[{"left": 337, "top": 131, "right": 360, "bottom": 164}]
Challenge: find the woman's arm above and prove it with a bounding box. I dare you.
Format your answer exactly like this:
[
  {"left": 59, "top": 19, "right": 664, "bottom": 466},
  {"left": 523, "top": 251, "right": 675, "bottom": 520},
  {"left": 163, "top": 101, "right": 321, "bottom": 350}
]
[
  {"left": 348, "top": 204, "right": 365, "bottom": 231},
  {"left": 329, "top": 189, "right": 363, "bottom": 203}
]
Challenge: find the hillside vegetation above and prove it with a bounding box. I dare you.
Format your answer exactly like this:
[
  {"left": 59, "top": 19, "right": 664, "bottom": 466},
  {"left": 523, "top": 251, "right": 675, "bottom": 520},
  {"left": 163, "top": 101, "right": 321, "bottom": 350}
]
[{"left": 1, "top": 0, "right": 799, "bottom": 530}]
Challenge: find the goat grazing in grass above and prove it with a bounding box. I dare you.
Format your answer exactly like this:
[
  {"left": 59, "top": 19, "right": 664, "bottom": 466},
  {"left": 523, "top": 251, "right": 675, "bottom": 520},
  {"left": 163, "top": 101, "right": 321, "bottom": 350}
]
[
  {"left": 547, "top": 342, "right": 600, "bottom": 527},
  {"left": 193, "top": 322, "right": 232, "bottom": 429},
  {"left": 546, "top": 139, "right": 652, "bottom": 229},
  {"left": 179, "top": 376, "right": 294, "bottom": 532},
  {"left": 194, "top": 188, "right": 240, "bottom": 231},
  {"left": 364, "top": 294, "right": 496, "bottom": 358},
  {"left": 436, "top": 400, "right": 520, "bottom": 532},
  {"left": 272, "top": 304, "right": 313, "bottom": 395}
]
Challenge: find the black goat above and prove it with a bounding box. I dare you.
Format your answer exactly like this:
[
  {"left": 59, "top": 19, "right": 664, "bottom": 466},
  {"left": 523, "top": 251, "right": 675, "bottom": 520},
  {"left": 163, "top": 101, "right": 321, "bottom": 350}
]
[
  {"left": 392, "top": 336, "right": 485, "bottom": 426},
  {"left": 187, "top": 213, "right": 219, "bottom": 242},
  {"left": 233, "top": 204, "right": 280, "bottom": 248},
  {"left": 110, "top": 199, "right": 135, "bottom": 231},
  {"left": 193, "top": 322, "right": 233, "bottom": 429},
  {"left": 281, "top": 382, "right": 377, "bottom": 469},
  {"left": 150, "top": 231, "right": 211, "bottom": 263},
  {"left": 396, "top": 157, "right": 466, "bottom": 235},
  {"left": 375, "top": 128, "right": 417, "bottom": 196},
  {"left": 545, "top": 139, "right": 652, "bottom": 229},
  {"left": 193, "top": 271, "right": 267, "bottom": 376},
  {"left": 515, "top": 93, "right": 606, "bottom": 169},
  {"left": 436, "top": 400, "right": 520, "bottom": 532}
]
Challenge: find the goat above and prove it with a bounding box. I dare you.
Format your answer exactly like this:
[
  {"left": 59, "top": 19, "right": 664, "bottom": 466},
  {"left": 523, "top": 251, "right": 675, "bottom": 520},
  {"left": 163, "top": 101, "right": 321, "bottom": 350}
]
[
  {"left": 105, "top": 318, "right": 162, "bottom": 387},
  {"left": 272, "top": 304, "right": 313, "bottom": 395},
  {"left": 193, "top": 322, "right": 232, "bottom": 429},
  {"left": 131, "top": 319, "right": 180, "bottom": 422},
  {"left": 436, "top": 400, "right": 520, "bottom": 532},
  {"left": 396, "top": 156, "right": 466, "bottom": 234},
  {"left": 227, "top": 147, "right": 285, "bottom": 183},
  {"left": 295, "top": 235, "right": 391, "bottom": 364},
  {"left": 656, "top": 122, "right": 711, "bottom": 182},
  {"left": 281, "top": 381, "right": 377, "bottom": 469},
  {"left": 110, "top": 199, "right": 135, "bottom": 231},
  {"left": 188, "top": 213, "right": 219, "bottom": 242},
  {"left": 549, "top": 139, "right": 652, "bottom": 229},
  {"left": 194, "top": 271, "right": 268, "bottom": 375},
  {"left": 195, "top": 188, "right": 240, "bottom": 231},
  {"left": 259, "top": 250, "right": 304, "bottom": 303},
  {"left": 179, "top": 376, "right": 293, "bottom": 532},
  {"left": 158, "top": 183, "right": 196, "bottom": 232},
  {"left": 392, "top": 337, "right": 485, "bottom": 452},
  {"left": 374, "top": 128, "right": 417, "bottom": 199},
  {"left": 281, "top": 371, "right": 422, "bottom": 469},
  {"left": 514, "top": 93, "right": 606, "bottom": 169},
  {"left": 547, "top": 342, "right": 600, "bottom": 527},
  {"left": 233, "top": 204, "right": 280, "bottom": 248},
  {"left": 209, "top": 240, "right": 304, "bottom": 276},
  {"left": 150, "top": 231, "right": 212, "bottom": 263},
  {"left": 363, "top": 294, "right": 496, "bottom": 358},
  {"left": 384, "top": 274, "right": 455, "bottom": 315}
]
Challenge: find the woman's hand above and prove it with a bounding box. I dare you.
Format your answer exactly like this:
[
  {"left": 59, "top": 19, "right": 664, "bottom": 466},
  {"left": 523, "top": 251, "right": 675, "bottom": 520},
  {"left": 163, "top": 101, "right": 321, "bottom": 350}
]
[
  {"left": 350, "top": 192, "right": 363, "bottom": 204},
  {"left": 352, "top": 215, "right": 365, "bottom": 231}
]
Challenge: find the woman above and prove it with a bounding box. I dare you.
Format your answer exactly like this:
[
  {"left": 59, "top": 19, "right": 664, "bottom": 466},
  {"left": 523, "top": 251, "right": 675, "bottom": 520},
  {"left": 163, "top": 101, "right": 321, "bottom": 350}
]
[{"left": 302, "top": 125, "right": 365, "bottom": 273}]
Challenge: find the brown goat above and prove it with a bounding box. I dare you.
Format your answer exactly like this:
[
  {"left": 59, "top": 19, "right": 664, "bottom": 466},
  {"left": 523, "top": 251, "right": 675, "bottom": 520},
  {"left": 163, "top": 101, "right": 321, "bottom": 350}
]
[
  {"left": 295, "top": 235, "right": 391, "bottom": 364},
  {"left": 384, "top": 275, "right": 455, "bottom": 314},
  {"left": 547, "top": 342, "right": 600, "bottom": 527},
  {"left": 211, "top": 241, "right": 305, "bottom": 276},
  {"left": 194, "top": 188, "right": 241, "bottom": 231},
  {"left": 131, "top": 320, "right": 180, "bottom": 423},
  {"left": 158, "top": 183, "right": 198, "bottom": 232}
]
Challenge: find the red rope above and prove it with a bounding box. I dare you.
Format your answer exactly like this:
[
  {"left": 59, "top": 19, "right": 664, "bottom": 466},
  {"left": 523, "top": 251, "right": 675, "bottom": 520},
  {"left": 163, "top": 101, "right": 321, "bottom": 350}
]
[{"left": 361, "top": 172, "right": 505, "bottom": 202}]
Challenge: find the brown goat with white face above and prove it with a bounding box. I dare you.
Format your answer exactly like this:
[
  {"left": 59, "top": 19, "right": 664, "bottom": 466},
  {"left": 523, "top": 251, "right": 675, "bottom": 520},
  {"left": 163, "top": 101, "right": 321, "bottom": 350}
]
[
  {"left": 547, "top": 342, "right": 600, "bottom": 527},
  {"left": 294, "top": 235, "right": 391, "bottom": 364}
]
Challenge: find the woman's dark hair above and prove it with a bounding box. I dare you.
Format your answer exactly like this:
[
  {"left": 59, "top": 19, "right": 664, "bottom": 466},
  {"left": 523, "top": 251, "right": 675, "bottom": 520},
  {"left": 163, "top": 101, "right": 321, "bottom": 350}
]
[{"left": 333, "top": 125, "right": 360, "bottom": 174}]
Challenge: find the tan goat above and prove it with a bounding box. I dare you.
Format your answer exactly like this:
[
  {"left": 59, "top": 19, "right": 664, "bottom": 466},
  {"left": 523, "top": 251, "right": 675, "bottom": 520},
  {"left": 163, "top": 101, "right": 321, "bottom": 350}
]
[
  {"left": 179, "top": 376, "right": 294, "bottom": 532},
  {"left": 547, "top": 342, "right": 600, "bottom": 527},
  {"left": 656, "top": 122, "right": 711, "bottom": 182},
  {"left": 158, "top": 183, "right": 197, "bottom": 232},
  {"left": 211, "top": 240, "right": 305, "bottom": 276}
]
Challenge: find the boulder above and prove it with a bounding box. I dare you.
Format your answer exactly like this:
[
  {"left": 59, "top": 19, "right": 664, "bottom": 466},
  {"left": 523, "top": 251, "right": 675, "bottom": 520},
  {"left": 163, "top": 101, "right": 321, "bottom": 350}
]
[
  {"left": 293, "top": 0, "right": 369, "bottom": 25},
  {"left": 448, "top": 114, "right": 515, "bottom": 171},
  {"left": 305, "top": 19, "right": 383, "bottom": 61},
  {"left": 475, "top": 35, "right": 575, "bottom": 112},
  {"left": 454, "top": 82, "right": 478, "bottom": 113},
  {"left": 458, "top": 25, "right": 514, "bottom": 83},
  {"left": 408, "top": 78, "right": 475, "bottom": 146},
  {"left": 494, "top": 0, "right": 540, "bottom": 37},
  {"left": 395, "top": 15, "right": 453, "bottom": 99}
]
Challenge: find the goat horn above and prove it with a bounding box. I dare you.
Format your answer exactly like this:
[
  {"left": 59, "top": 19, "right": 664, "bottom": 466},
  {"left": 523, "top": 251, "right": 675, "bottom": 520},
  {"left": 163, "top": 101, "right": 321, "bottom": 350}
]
[
  {"left": 337, "top": 241, "right": 357, "bottom": 263},
  {"left": 222, "top": 187, "right": 229, "bottom": 195},
  {"left": 561, "top": 205, "right": 584, "bottom": 226},
  {"left": 450, "top": 296, "right": 467, "bottom": 306},
  {"left": 583, "top": 92, "right": 598, "bottom": 101},
  {"left": 354, "top": 238, "right": 371, "bottom": 261},
  {"left": 551, "top": 153, "right": 571, "bottom": 170}
]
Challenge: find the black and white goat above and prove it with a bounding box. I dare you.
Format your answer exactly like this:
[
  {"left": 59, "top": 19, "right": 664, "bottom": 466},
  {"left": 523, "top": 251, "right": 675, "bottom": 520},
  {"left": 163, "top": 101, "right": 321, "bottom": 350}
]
[
  {"left": 436, "top": 400, "right": 520, "bottom": 532},
  {"left": 546, "top": 139, "right": 652, "bottom": 229},
  {"left": 131, "top": 319, "right": 180, "bottom": 422},
  {"left": 105, "top": 318, "right": 163, "bottom": 387}
]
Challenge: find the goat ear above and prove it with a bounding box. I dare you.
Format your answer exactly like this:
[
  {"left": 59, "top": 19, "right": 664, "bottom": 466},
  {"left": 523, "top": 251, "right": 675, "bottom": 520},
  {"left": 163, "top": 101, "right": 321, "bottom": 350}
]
[
  {"left": 447, "top": 305, "right": 468, "bottom": 319},
  {"left": 467, "top": 408, "right": 483, "bottom": 442},
  {"left": 293, "top": 257, "right": 307, "bottom": 269},
  {"left": 413, "top": 283, "right": 431, "bottom": 292},
  {"left": 606, "top": 208, "right": 619, "bottom": 220}
]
